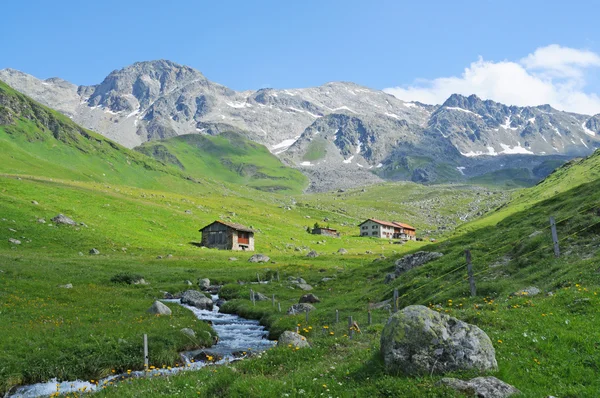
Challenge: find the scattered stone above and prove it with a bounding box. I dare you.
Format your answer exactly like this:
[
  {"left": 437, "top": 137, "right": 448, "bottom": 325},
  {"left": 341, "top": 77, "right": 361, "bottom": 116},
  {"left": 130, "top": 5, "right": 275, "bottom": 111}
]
[
  {"left": 321, "top": 277, "right": 334, "bottom": 282},
  {"left": 198, "top": 278, "right": 211, "bottom": 290},
  {"left": 384, "top": 273, "right": 396, "bottom": 284},
  {"left": 58, "top": 283, "right": 73, "bottom": 289},
  {"left": 156, "top": 255, "right": 163, "bottom": 259},
  {"left": 299, "top": 294, "right": 320, "bottom": 303},
  {"left": 248, "top": 254, "right": 270, "bottom": 263},
  {"left": 306, "top": 250, "right": 318, "bottom": 258},
  {"left": 277, "top": 331, "right": 310, "bottom": 348},
  {"left": 229, "top": 257, "right": 238, "bottom": 261},
  {"left": 366, "top": 250, "right": 373, "bottom": 254},
  {"left": 8, "top": 228, "right": 16, "bottom": 232},
  {"left": 296, "top": 283, "right": 313, "bottom": 291},
  {"left": 337, "top": 248, "right": 348, "bottom": 254},
  {"left": 214, "top": 298, "right": 227, "bottom": 307},
  {"left": 31, "top": 200, "right": 39, "bottom": 205},
  {"left": 380, "top": 305, "right": 497, "bottom": 375},
  {"left": 162, "top": 291, "right": 174, "bottom": 299},
  {"left": 181, "top": 290, "right": 213, "bottom": 310},
  {"left": 513, "top": 286, "right": 541, "bottom": 297},
  {"left": 8, "top": 238, "right": 21, "bottom": 245},
  {"left": 438, "top": 376, "right": 520, "bottom": 398},
  {"left": 132, "top": 278, "right": 148, "bottom": 285},
  {"left": 184, "top": 210, "right": 192, "bottom": 214},
  {"left": 78, "top": 252, "right": 84, "bottom": 256},
  {"left": 287, "top": 303, "right": 316, "bottom": 315},
  {"left": 51, "top": 214, "right": 77, "bottom": 226},
  {"left": 394, "top": 251, "right": 444, "bottom": 275},
  {"left": 180, "top": 328, "right": 196, "bottom": 338},
  {"left": 167, "top": 254, "right": 173, "bottom": 258},
  {"left": 37, "top": 218, "right": 46, "bottom": 223},
  {"left": 252, "top": 291, "right": 269, "bottom": 301},
  {"left": 288, "top": 277, "right": 307, "bottom": 284},
  {"left": 89, "top": 248, "right": 100, "bottom": 255},
  {"left": 148, "top": 301, "right": 172, "bottom": 316},
  {"left": 371, "top": 299, "right": 391, "bottom": 310},
  {"left": 185, "top": 280, "right": 193, "bottom": 286}
]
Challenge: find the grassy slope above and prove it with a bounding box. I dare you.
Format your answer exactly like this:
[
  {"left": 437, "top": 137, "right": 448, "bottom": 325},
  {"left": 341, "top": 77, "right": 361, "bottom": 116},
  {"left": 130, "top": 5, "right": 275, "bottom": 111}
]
[
  {"left": 97, "top": 152, "right": 600, "bottom": 397},
  {"left": 135, "top": 132, "right": 308, "bottom": 194},
  {"left": 0, "top": 83, "right": 508, "bottom": 394},
  {"left": 3, "top": 81, "right": 600, "bottom": 396}
]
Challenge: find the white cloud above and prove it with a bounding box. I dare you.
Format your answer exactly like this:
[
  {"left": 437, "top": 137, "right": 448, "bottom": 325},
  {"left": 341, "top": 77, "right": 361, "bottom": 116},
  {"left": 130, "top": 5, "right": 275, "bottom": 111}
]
[{"left": 384, "top": 45, "right": 600, "bottom": 115}]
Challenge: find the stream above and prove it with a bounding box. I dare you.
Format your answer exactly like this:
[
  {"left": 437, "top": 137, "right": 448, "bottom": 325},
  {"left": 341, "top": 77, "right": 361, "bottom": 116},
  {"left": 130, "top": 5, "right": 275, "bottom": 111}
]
[{"left": 8, "top": 295, "right": 275, "bottom": 398}]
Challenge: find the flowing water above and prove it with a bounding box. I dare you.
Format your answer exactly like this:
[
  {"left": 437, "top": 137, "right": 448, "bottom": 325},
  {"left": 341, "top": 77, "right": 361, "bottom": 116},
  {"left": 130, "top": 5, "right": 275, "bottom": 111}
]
[{"left": 9, "top": 295, "right": 274, "bottom": 398}]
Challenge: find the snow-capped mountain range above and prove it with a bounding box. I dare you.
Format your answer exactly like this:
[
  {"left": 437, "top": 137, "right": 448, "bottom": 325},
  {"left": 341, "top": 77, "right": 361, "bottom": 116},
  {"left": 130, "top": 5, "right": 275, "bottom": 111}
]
[{"left": 1, "top": 60, "right": 599, "bottom": 189}]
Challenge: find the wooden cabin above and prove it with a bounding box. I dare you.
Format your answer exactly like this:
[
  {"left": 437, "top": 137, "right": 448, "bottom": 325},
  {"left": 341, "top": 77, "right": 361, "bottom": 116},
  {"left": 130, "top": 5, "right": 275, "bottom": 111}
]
[
  {"left": 359, "top": 218, "right": 416, "bottom": 241},
  {"left": 199, "top": 220, "right": 255, "bottom": 251},
  {"left": 312, "top": 227, "right": 340, "bottom": 238}
]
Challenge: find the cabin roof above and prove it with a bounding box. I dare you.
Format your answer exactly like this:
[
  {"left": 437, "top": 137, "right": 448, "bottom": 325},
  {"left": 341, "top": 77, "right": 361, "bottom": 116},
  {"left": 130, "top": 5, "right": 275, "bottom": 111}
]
[
  {"left": 359, "top": 218, "right": 415, "bottom": 230},
  {"left": 199, "top": 220, "right": 254, "bottom": 233}
]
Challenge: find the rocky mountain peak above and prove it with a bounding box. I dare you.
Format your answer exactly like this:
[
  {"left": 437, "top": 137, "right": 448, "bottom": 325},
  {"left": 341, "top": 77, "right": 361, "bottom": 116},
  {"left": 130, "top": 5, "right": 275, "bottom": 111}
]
[{"left": 87, "top": 60, "right": 208, "bottom": 112}]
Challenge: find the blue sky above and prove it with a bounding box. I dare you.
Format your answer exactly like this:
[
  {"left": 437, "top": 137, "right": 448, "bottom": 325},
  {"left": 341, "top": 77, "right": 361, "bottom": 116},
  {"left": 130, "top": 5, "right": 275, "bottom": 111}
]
[{"left": 2, "top": 0, "right": 600, "bottom": 113}]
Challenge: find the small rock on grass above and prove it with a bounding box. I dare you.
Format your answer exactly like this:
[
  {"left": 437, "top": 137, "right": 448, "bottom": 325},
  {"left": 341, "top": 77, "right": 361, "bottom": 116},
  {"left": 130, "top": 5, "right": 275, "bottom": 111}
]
[
  {"left": 8, "top": 238, "right": 21, "bottom": 245},
  {"left": 299, "top": 293, "right": 320, "bottom": 303},
  {"left": 58, "top": 283, "right": 73, "bottom": 289},
  {"left": 180, "top": 328, "right": 196, "bottom": 338},
  {"left": 148, "top": 301, "right": 172, "bottom": 316},
  {"left": 438, "top": 376, "right": 520, "bottom": 398},
  {"left": 277, "top": 331, "right": 310, "bottom": 348},
  {"left": 513, "top": 286, "right": 541, "bottom": 297},
  {"left": 89, "top": 248, "right": 100, "bottom": 255}
]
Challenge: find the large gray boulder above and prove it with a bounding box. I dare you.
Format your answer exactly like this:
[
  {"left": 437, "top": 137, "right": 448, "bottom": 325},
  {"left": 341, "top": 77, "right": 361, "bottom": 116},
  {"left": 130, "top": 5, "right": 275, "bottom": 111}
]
[
  {"left": 248, "top": 254, "right": 270, "bottom": 263},
  {"left": 51, "top": 214, "right": 77, "bottom": 226},
  {"left": 438, "top": 377, "right": 520, "bottom": 398},
  {"left": 148, "top": 301, "right": 172, "bottom": 316},
  {"left": 181, "top": 290, "right": 213, "bottom": 310},
  {"left": 277, "top": 331, "right": 310, "bottom": 348},
  {"left": 380, "top": 305, "right": 497, "bottom": 375},
  {"left": 287, "top": 303, "right": 316, "bottom": 315},
  {"left": 394, "top": 251, "right": 443, "bottom": 275}
]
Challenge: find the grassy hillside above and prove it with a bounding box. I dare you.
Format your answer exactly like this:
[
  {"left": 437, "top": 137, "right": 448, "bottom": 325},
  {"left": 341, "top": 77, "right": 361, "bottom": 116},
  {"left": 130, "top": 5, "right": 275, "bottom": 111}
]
[
  {"left": 83, "top": 150, "right": 600, "bottom": 397},
  {"left": 136, "top": 132, "right": 308, "bottom": 194},
  {"left": 3, "top": 83, "right": 600, "bottom": 396}
]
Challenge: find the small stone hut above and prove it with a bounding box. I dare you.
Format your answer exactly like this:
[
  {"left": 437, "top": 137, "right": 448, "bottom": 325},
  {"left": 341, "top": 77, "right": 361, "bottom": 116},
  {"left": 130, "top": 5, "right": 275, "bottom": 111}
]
[
  {"left": 312, "top": 227, "right": 340, "bottom": 238},
  {"left": 199, "top": 220, "right": 255, "bottom": 251}
]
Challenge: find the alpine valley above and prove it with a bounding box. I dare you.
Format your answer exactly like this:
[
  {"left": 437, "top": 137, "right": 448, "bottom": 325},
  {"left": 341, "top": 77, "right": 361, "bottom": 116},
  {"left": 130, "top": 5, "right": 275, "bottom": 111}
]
[{"left": 2, "top": 60, "right": 599, "bottom": 192}]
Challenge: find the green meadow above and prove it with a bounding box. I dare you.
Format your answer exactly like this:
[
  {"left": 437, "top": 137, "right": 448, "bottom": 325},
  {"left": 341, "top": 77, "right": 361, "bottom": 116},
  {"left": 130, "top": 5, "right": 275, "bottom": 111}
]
[{"left": 1, "top": 79, "right": 600, "bottom": 397}]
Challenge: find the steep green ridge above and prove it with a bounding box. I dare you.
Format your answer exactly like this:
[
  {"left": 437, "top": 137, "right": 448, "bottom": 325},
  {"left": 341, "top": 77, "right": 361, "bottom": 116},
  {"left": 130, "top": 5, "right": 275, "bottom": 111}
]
[
  {"left": 460, "top": 149, "right": 600, "bottom": 232},
  {"left": 135, "top": 132, "right": 308, "bottom": 194}
]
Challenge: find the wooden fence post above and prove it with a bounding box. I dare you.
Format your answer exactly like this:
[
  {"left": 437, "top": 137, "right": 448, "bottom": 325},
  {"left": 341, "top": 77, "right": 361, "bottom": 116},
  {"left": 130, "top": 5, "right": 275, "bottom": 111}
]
[
  {"left": 272, "top": 294, "right": 275, "bottom": 307},
  {"left": 465, "top": 250, "right": 476, "bottom": 297},
  {"left": 393, "top": 289, "right": 398, "bottom": 313},
  {"left": 143, "top": 334, "right": 149, "bottom": 369},
  {"left": 348, "top": 316, "right": 354, "bottom": 339},
  {"left": 257, "top": 273, "right": 261, "bottom": 283},
  {"left": 335, "top": 309, "right": 339, "bottom": 324},
  {"left": 276, "top": 271, "right": 280, "bottom": 281},
  {"left": 250, "top": 289, "right": 253, "bottom": 301},
  {"left": 278, "top": 302, "right": 281, "bottom": 312},
  {"left": 550, "top": 216, "right": 560, "bottom": 258}
]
